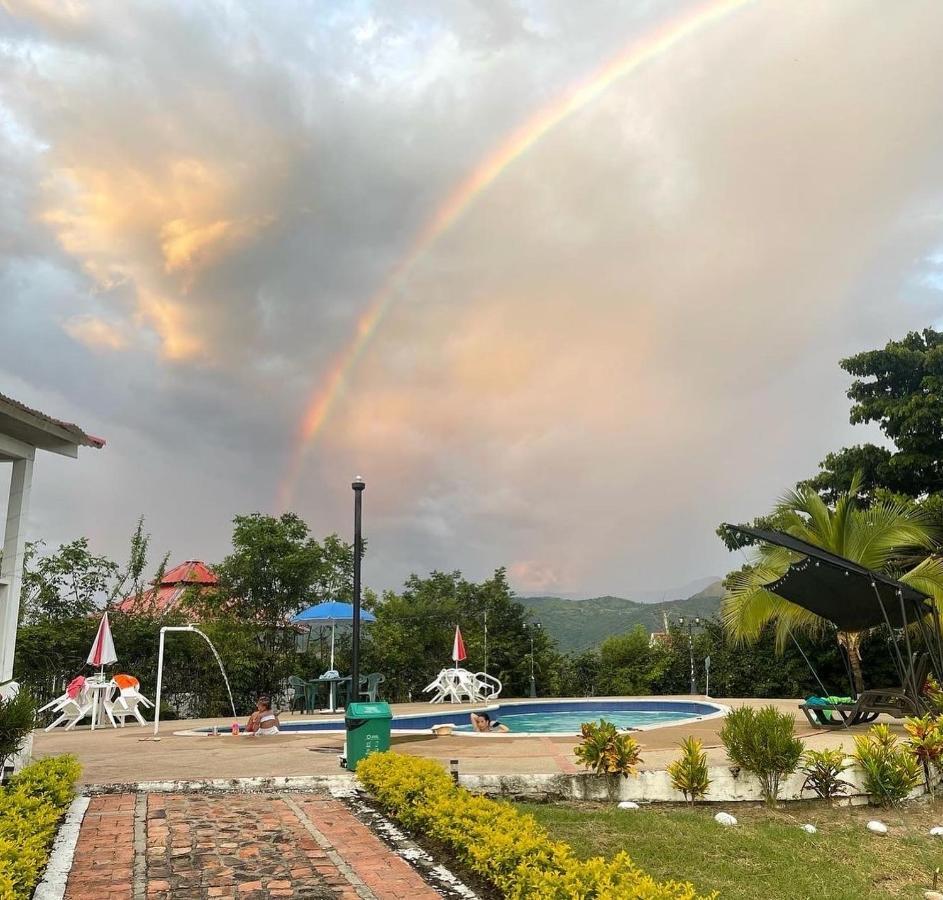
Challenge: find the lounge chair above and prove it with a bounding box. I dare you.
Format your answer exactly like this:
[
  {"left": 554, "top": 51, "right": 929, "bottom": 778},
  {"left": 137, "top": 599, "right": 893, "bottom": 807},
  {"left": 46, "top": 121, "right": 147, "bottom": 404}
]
[
  {"left": 799, "top": 652, "right": 930, "bottom": 730},
  {"left": 423, "top": 668, "right": 503, "bottom": 703},
  {"left": 44, "top": 684, "right": 94, "bottom": 731},
  {"left": 104, "top": 686, "right": 152, "bottom": 727}
]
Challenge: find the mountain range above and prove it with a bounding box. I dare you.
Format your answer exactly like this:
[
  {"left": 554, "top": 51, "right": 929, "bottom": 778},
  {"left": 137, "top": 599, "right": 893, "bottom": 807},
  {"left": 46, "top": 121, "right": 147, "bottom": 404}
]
[{"left": 519, "top": 579, "right": 725, "bottom": 652}]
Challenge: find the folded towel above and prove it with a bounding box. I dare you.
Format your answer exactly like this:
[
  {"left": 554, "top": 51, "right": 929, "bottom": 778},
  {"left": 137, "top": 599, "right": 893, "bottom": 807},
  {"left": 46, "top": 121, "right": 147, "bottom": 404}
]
[{"left": 66, "top": 676, "right": 86, "bottom": 699}]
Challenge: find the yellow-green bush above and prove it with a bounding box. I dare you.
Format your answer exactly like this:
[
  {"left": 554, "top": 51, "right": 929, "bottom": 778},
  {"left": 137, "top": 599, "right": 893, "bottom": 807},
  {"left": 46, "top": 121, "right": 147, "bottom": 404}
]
[
  {"left": 0, "top": 755, "right": 81, "bottom": 899},
  {"left": 358, "top": 752, "right": 713, "bottom": 899}
]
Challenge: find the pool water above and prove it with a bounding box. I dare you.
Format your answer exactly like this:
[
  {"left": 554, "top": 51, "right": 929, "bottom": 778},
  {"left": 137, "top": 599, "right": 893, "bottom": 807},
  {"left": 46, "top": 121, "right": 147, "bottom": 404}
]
[
  {"left": 189, "top": 699, "right": 724, "bottom": 736},
  {"left": 458, "top": 709, "right": 697, "bottom": 733}
]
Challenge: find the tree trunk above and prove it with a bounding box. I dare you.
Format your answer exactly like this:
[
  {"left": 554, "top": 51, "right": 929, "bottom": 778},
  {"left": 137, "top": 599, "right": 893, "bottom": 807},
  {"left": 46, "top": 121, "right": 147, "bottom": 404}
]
[{"left": 838, "top": 631, "right": 864, "bottom": 695}]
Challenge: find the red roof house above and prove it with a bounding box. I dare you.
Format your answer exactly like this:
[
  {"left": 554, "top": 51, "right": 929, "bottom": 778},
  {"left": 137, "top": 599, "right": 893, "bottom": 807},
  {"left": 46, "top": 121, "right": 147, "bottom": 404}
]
[{"left": 116, "top": 560, "right": 218, "bottom": 615}]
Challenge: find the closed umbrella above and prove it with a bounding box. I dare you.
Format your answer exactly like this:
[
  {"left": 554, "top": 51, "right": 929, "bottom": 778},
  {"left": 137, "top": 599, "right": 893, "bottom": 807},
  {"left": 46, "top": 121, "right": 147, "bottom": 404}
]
[
  {"left": 291, "top": 601, "right": 377, "bottom": 672},
  {"left": 87, "top": 611, "right": 117, "bottom": 675},
  {"left": 452, "top": 625, "right": 467, "bottom": 664}
]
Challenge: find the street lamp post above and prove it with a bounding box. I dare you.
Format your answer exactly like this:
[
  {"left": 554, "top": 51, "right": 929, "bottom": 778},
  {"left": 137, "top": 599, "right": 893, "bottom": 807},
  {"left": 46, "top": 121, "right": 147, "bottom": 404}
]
[
  {"left": 677, "top": 616, "right": 701, "bottom": 694},
  {"left": 350, "top": 476, "right": 365, "bottom": 704},
  {"left": 527, "top": 622, "right": 541, "bottom": 698}
]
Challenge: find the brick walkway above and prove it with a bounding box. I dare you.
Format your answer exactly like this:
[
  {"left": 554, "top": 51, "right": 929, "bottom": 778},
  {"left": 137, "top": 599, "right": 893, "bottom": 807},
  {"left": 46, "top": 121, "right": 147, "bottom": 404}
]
[{"left": 64, "top": 791, "right": 443, "bottom": 900}]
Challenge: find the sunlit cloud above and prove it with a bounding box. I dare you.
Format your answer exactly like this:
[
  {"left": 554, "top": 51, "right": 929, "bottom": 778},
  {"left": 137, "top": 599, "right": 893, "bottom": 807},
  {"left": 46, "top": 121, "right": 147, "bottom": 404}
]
[
  {"left": 61, "top": 314, "right": 130, "bottom": 352},
  {"left": 2, "top": 0, "right": 943, "bottom": 596}
]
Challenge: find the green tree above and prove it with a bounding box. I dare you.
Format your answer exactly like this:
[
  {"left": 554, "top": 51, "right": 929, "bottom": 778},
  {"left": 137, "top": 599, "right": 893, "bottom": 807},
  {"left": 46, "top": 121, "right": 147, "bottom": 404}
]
[
  {"left": 597, "top": 626, "right": 668, "bottom": 695},
  {"left": 211, "top": 513, "right": 327, "bottom": 625},
  {"left": 20, "top": 539, "right": 118, "bottom": 623},
  {"left": 722, "top": 474, "right": 943, "bottom": 693},
  {"left": 803, "top": 328, "right": 943, "bottom": 500},
  {"left": 361, "top": 568, "right": 556, "bottom": 701}
]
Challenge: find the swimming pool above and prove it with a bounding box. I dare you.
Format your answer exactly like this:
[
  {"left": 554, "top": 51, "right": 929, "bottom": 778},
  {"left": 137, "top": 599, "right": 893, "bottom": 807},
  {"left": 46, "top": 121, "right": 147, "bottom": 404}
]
[{"left": 188, "top": 699, "right": 726, "bottom": 736}]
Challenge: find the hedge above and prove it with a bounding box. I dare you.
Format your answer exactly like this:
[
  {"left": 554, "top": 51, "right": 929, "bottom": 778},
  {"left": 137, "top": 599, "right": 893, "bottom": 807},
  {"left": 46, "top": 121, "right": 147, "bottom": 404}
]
[
  {"left": 357, "top": 752, "right": 713, "bottom": 899},
  {"left": 0, "top": 755, "right": 82, "bottom": 899}
]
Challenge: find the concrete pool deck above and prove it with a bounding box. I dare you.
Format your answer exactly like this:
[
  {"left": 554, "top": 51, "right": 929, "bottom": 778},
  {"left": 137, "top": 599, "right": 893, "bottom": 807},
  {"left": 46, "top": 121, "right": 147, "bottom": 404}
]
[{"left": 30, "top": 696, "right": 886, "bottom": 787}]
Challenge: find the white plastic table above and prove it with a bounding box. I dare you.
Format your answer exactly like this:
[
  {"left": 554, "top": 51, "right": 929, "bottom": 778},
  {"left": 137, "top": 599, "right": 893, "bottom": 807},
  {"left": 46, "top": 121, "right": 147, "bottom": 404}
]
[{"left": 86, "top": 680, "right": 116, "bottom": 730}]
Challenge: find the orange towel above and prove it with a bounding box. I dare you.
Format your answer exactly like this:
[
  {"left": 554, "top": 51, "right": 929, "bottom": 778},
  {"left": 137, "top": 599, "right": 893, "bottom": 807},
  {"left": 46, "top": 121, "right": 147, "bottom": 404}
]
[{"left": 113, "top": 673, "right": 139, "bottom": 690}]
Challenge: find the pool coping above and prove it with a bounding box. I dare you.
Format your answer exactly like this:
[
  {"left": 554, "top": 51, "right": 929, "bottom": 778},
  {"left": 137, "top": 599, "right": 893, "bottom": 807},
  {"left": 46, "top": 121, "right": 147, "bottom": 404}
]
[{"left": 174, "top": 698, "right": 730, "bottom": 738}]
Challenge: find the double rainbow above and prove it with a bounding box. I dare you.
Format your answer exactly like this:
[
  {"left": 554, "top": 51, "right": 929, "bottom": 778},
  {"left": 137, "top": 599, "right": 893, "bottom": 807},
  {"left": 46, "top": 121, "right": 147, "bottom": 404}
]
[{"left": 278, "top": 0, "right": 753, "bottom": 508}]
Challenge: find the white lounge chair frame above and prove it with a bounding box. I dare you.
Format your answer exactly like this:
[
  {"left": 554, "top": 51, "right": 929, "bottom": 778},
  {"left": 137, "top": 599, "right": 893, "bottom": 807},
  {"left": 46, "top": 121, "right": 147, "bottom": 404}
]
[
  {"left": 104, "top": 685, "right": 154, "bottom": 727},
  {"left": 423, "top": 668, "right": 503, "bottom": 703}
]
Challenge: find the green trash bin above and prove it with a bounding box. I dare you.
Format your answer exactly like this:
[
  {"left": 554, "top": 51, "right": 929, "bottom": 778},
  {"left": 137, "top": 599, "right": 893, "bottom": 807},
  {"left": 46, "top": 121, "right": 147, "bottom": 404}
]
[{"left": 344, "top": 701, "right": 392, "bottom": 771}]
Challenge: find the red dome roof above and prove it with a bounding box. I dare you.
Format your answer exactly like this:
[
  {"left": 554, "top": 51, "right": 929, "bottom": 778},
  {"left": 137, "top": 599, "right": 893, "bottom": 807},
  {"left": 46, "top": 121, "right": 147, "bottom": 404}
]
[{"left": 116, "top": 560, "right": 217, "bottom": 614}]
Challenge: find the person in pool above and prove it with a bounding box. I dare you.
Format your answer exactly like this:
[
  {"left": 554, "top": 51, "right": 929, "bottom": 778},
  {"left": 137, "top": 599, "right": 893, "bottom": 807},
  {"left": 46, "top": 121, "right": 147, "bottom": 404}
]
[
  {"left": 245, "top": 695, "right": 280, "bottom": 735},
  {"left": 469, "top": 711, "right": 509, "bottom": 733}
]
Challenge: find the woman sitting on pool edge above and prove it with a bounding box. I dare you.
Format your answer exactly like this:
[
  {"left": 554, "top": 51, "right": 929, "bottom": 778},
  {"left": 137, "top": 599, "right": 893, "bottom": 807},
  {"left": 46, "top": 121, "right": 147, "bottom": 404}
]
[
  {"left": 469, "top": 711, "right": 509, "bottom": 733},
  {"left": 245, "top": 696, "right": 280, "bottom": 735}
]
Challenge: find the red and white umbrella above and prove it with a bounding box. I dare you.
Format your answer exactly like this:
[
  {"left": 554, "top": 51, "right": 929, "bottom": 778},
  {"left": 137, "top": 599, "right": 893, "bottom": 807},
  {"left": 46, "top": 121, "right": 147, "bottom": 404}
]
[
  {"left": 452, "top": 625, "right": 467, "bottom": 664},
  {"left": 87, "top": 612, "right": 117, "bottom": 670}
]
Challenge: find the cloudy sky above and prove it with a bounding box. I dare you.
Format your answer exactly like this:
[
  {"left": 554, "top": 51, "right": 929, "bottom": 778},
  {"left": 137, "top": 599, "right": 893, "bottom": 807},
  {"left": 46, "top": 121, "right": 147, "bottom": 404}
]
[{"left": 2, "top": 0, "right": 942, "bottom": 599}]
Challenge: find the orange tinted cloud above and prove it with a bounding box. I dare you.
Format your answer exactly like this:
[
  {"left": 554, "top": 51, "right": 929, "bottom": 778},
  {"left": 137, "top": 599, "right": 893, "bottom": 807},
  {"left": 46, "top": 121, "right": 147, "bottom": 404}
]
[
  {"left": 61, "top": 315, "right": 129, "bottom": 351},
  {"left": 40, "top": 157, "right": 273, "bottom": 361}
]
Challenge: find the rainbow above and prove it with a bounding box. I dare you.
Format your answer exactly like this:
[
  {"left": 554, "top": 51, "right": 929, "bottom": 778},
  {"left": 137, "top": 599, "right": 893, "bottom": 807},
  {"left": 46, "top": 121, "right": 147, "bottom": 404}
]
[{"left": 278, "top": 0, "right": 754, "bottom": 509}]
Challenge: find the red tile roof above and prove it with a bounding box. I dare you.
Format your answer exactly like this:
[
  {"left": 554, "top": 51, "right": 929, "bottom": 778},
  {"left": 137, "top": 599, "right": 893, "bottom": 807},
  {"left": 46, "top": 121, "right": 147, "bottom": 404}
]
[
  {"left": 0, "top": 391, "right": 105, "bottom": 448},
  {"left": 116, "top": 560, "right": 218, "bottom": 614}
]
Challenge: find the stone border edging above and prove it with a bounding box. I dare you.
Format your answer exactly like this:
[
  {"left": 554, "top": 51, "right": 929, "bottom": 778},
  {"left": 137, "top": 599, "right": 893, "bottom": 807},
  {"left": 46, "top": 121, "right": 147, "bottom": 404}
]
[
  {"left": 33, "top": 794, "right": 90, "bottom": 900},
  {"left": 83, "top": 773, "right": 357, "bottom": 794}
]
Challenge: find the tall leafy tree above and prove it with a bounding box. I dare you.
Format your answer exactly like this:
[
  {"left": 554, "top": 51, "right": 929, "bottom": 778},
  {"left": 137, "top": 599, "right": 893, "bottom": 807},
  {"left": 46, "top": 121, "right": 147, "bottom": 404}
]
[
  {"left": 803, "top": 328, "right": 943, "bottom": 500},
  {"left": 597, "top": 626, "right": 668, "bottom": 695},
  {"left": 20, "top": 539, "right": 119, "bottom": 623},
  {"left": 361, "top": 568, "right": 556, "bottom": 701},
  {"left": 212, "top": 513, "right": 328, "bottom": 625},
  {"left": 722, "top": 474, "right": 943, "bottom": 693}
]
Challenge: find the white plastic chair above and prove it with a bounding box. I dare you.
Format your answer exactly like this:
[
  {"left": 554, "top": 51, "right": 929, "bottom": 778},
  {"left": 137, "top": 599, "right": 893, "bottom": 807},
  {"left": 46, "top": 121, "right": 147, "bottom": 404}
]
[
  {"left": 104, "top": 685, "right": 153, "bottom": 727},
  {"left": 424, "top": 668, "right": 491, "bottom": 703},
  {"left": 473, "top": 672, "right": 502, "bottom": 699},
  {"left": 44, "top": 686, "right": 94, "bottom": 731}
]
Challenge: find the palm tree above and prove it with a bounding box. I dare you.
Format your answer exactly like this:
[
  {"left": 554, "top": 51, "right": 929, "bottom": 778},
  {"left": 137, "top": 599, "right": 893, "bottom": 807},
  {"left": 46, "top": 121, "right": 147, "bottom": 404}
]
[{"left": 722, "top": 473, "right": 943, "bottom": 694}]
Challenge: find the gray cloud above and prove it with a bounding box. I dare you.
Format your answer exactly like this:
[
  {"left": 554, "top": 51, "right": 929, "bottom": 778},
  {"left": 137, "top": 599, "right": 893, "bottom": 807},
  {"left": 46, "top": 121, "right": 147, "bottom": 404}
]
[{"left": 1, "top": 0, "right": 942, "bottom": 597}]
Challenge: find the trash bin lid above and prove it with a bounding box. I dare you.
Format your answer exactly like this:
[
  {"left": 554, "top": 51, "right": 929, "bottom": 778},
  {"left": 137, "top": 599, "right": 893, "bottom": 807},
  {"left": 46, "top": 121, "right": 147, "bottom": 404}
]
[{"left": 345, "top": 701, "right": 392, "bottom": 719}]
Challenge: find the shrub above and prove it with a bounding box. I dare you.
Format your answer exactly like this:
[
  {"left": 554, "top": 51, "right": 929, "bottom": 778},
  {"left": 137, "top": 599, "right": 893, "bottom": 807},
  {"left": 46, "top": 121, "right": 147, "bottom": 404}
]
[
  {"left": 719, "top": 705, "right": 803, "bottom": 805},
  {"left": 358, "top": 751, "right": 714, "bottom": 899},
  {"left": 0, "top": 755, "right": 81, "bottom": 898},
  {"left": 853, "top": 723, "right": 922, "bottom": 807},
  {"left": 0, "top": 687, "right": 36, "bottom": 775},
  {"left": 924, "top": 675, "right": 943, "bottom": 715},
  {"left": 667, "top": 737, "right": 711, "bottom": 804},
  {"left": 800, "top": 748, "right": 851, "bottom": 800},
  {"left": 903, "top": 714, "right": 943, "bottom": 795},
  {"left": 574, "top": 719, "right": 643, "bottom": 778}
]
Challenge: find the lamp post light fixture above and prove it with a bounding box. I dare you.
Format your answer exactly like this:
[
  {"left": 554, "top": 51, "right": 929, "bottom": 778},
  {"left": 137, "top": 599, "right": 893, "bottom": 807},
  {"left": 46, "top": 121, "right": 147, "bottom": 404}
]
[
  {"left": 677, "top": 615, "right": 701, "bottom": 695},
  {"left": 527, "top": 622, "right": 541, "bottom": 698},
  {"left": 350, "top": 476, "right": 365, "bottom": 703}
]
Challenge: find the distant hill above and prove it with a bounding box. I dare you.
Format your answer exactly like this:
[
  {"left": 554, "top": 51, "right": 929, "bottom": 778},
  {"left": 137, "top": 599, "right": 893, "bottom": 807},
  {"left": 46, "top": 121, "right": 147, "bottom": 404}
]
[{"left": 519, "top": 580, "right": 724, "bottom": 652}]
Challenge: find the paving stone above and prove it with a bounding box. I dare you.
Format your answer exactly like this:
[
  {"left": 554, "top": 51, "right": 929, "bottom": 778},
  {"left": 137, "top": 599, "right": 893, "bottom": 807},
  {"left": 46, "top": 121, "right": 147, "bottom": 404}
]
[{"left": 65, "top": 789, "right": 441, "bottom": 900}]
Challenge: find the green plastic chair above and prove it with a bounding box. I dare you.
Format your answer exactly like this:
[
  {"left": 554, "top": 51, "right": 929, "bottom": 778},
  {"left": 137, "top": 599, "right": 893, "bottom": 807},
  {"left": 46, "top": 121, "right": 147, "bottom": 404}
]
[
  {"left": 288, "top": 675, "right": 310, "bottom": 714},
  {"left": 359, "top": 673, "right": 385, "bottom": 702}
]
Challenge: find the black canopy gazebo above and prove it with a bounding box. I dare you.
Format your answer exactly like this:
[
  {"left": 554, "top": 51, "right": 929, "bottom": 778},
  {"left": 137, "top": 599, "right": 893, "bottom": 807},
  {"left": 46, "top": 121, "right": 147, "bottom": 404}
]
[{"left": 725, "top": 524, "right": 942, "bottom": 725}]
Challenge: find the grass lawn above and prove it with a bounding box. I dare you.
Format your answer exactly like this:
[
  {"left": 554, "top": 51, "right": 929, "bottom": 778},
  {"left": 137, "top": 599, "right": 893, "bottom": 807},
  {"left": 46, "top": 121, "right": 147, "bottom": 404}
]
[{"left": 516, "top": 800, "right": 943, "bottom": 899}]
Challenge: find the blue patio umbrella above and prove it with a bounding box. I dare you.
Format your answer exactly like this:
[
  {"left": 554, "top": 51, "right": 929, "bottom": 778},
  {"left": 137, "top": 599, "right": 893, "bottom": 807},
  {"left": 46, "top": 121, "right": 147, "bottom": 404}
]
[{"left": 291, "top": 601, "right": 376, "bottom": 671}]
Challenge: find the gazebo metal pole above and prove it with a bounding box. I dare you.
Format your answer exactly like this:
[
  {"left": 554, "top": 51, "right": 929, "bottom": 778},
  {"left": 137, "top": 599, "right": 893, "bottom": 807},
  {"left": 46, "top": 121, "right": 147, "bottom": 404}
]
[
  {"left": 871, "top": 581, "right": 908, "bottom": 688},
  {"left": 927, "top": 604, "right": 943, "bottom": 677},
  {"left": 897, "top": 589, "right": 917, "bottom": 698},
  {"left": 789, "top": 632, "right": 830, "bottom": 697}
]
